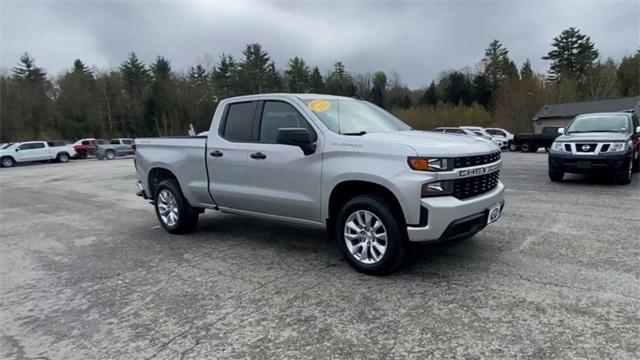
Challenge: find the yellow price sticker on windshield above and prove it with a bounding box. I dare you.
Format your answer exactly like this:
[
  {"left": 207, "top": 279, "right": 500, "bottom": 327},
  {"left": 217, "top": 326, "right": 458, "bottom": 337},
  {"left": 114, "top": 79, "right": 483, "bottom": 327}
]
[{"left": 308, "top": 99, "right": 331, "bottom": 112}]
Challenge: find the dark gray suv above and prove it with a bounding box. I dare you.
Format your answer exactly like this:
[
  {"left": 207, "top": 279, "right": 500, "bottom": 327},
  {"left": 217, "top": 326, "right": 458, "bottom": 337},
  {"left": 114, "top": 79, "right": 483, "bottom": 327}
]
[{"left": 548, "top": 112, "right": 640, "bottom": 184}]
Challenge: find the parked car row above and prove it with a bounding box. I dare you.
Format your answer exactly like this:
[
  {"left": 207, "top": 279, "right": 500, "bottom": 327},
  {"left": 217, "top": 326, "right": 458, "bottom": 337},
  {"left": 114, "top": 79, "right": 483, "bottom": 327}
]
[
  {"left": 432, "top": 126, "right": 512, "bottom": 150},
  {"left": 0, "top": 137, "right": 135, "bottom": 167}
]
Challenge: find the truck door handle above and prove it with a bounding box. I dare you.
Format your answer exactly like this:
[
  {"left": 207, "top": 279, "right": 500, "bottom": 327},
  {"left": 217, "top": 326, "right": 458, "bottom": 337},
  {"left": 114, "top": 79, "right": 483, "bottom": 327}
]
[
  {"left": 250, "top": 152, "right": 266, "bottom": 160},
  {"left": 209, "top": 150, "right": 223, "bottom": 157}
]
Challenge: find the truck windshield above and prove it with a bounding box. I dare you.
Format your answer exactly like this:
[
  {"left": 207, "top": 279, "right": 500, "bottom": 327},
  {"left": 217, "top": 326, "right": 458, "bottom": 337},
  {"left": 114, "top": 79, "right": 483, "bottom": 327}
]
[
  {"left": 304, "top": 98, "right": 411, "bottom": 134},
  {"left": 566, "top": 114, "right": 630, "bottom": 134}
]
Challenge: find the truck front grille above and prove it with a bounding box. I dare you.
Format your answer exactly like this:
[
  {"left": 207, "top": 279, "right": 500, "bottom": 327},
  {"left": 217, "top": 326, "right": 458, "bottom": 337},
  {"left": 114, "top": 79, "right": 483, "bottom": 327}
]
[
  {"left": 453, "top": 171, "right": 500, "bottom": 200},
  {"left": 576, "top": 143, "right": 597, "bottom": 153},
  {"left": 454, "top": 152, "right": 500, "bottom": 169}
]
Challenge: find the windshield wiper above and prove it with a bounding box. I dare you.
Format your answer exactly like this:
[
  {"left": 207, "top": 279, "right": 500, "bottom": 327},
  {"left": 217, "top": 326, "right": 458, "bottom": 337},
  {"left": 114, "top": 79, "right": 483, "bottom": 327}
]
[{"left": 342, "top": 131, "right": 367, "bottom": 136}]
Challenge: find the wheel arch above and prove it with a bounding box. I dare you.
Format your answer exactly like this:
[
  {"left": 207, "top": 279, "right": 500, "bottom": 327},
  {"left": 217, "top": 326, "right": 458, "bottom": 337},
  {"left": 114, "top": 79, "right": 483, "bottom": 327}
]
[
  {"left": 147, "top": 167, "right": 179, "bottom": 199},
  {"left": 326, "top": 180, "right": 405, "bottom": 237}
]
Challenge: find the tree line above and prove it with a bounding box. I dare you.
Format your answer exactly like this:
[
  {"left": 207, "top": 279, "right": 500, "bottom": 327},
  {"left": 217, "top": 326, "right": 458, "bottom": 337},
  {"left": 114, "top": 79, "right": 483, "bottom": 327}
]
[{"left": 1, "top": 27, "right": 638, "bottom": 142}]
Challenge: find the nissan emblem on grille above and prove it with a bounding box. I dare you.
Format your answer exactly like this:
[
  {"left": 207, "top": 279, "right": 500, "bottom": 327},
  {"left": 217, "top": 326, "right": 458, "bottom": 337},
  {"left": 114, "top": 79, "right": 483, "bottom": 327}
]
[{"left": 581, "top": 144, "right": 591, "bottom": 152}]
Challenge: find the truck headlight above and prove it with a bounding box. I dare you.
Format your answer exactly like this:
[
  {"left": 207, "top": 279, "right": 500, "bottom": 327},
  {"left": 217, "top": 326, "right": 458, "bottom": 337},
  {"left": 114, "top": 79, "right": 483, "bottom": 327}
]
[
  {"left": 421, "top": 180, "right": 453, "bottom": 197},
  {"left": 551, "top": 142, "right": 569, "bottom": 152},
  {"left": 605, "top": 142, "right": 627, "bottom": 153},
  {"left": 408, "top": 157, "right": 451, "bottom": 171}
]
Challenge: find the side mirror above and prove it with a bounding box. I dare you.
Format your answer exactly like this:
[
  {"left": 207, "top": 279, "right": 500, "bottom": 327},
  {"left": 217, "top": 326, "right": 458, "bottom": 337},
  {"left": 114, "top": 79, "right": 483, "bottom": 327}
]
[
  {"left": 276, "top": 128, "right": 316, "bottom": 155},
  {"left": 557, "top": 128, "right": 565, "bottom": 134},
  {"left": 14, "top": 148, "right": 19, "bottom": 152},
  {"left": 636, "top": 126, "right": 640, "bottom": 134}
]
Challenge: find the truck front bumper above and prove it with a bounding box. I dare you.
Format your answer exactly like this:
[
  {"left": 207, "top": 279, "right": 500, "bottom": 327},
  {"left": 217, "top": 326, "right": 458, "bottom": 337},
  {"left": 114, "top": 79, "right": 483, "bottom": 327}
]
[
  {"left": 549, "top": 153, "right": 630, "bottom": 175},
  {"left": 406, "top": 182, "right": 505, "bottom": 242}
]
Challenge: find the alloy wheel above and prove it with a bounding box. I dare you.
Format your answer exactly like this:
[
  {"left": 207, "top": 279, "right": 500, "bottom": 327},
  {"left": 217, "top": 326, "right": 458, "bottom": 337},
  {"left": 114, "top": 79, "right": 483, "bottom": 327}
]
[
  {"left": 344, "top": 210, "right": 388, "bottom": 265},
  {"left": 158, "top": 190, "right": 179, "bottom": 226}
]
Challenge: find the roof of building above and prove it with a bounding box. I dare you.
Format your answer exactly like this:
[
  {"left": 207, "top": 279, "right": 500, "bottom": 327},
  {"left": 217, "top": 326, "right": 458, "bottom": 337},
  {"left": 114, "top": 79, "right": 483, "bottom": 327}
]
[{"left": 533, "top": 96, "right": 640, "bottom": 120}]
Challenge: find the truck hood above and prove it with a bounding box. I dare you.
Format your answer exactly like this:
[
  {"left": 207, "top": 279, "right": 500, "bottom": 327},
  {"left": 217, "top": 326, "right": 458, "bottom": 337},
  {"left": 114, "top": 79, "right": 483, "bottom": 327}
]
[
  {"left": 556, "top": 132, "right": 630, "bottom": 142},
  {"left": 362, "top": 130, "right": 500, "bottom": 157}
]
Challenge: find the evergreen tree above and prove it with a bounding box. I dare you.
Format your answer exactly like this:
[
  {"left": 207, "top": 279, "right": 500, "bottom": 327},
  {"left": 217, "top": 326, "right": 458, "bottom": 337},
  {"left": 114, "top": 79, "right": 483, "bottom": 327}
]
[
  {"left": 399, "top": 93, "right": 412, "bottom": 109},
  {"left": 12, "top": 53, "right": 47, "bottom": 82},
  {"left": 212, "top": 54, "right": 239, "bottom": 98},
  {"left": 265, "top": 62, "right": 282, "bottom": 92},
  {"left": 119, "top": 52, "right": 150, "bottom": 135},
  {"left": 326, "top": 61, "right": 356, "bottom": 96},
  {"left": 309, "top": 66, "right": 326, "bottom": 93},
  {"left": 441, "top": 71, "right": 472, "bottom": 105},
  {"left": 471, "top": 74, "right": 492, "bottom": 109},
  {"left": 188, "top": 64, "right": 208, "bottom": 88},
  {"left": 56, "top": 59, "right": 98, "bottom": 138},
  {"left": 520, "top": 59, "right": 534, "bottom": 79},
  {"left": 119, "top": 52, "right": 150, "bottom": 96},
  {"left": 542, "top": 27, "right": 599, "bottom": 82},
  {"left": 285, "top": 57, "right": 311, "bottom": 93},
  {"left": 420, "top": 81, "right": 439, "bottom": 107},
  {"left": 149, "top": 56, "right": 175, "bottom": 135},
  {"left": 482, "top": 40, "right": 517, "bottom": 92},
  {"left": 239, "top": 43, "right": 271, "bottom": 93},
  {"left": 617, "top": 51, "right": 640, "bottom": 96},
  {"left": 369, "top": 71, "right": 387, "bottom": 108}
]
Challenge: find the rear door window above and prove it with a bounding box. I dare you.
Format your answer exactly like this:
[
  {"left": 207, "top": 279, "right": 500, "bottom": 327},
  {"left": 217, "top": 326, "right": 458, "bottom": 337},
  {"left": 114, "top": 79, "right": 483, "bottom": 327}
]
[{"left": 221, "top": 102, "right": 257, "bottom": 142}]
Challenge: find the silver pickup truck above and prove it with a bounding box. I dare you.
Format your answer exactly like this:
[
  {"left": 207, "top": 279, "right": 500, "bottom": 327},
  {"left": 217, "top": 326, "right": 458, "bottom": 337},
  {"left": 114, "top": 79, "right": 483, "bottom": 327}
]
[{"left": 135, "top": 94, "right": 505, "bottom": 274}]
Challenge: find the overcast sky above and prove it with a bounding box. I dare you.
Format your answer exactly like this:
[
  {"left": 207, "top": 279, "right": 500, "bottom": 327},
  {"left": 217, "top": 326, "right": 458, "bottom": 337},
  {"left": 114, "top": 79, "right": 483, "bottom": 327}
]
[{"left": 1, "top": 0, "right": 638, "bottom": 88}]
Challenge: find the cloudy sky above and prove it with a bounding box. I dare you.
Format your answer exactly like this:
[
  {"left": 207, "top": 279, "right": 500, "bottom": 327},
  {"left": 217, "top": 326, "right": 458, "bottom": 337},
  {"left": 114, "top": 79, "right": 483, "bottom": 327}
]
[{"left": 1, "top": 0, "right": 638, "bottom": 88}]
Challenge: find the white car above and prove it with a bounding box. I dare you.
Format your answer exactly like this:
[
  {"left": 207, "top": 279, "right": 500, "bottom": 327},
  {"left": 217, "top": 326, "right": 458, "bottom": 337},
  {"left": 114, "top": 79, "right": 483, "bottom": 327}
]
[
  {"left": 461, "top": 126, "right": 508, "bottom": 150},
  {"left": 0, "top": 141, "right": 76, "bottom": 167}
]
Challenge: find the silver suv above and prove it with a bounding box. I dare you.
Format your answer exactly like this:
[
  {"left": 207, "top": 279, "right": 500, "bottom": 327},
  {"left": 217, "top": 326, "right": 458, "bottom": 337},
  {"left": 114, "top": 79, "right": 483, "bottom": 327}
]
[{"left": 134, "top": 94, "right": 505, "bottom": 274}]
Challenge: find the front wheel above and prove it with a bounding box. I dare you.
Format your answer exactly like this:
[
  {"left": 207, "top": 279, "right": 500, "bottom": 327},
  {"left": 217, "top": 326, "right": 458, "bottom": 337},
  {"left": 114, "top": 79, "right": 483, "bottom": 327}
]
[
  {"left": 154, "top": 179, "right": 199, "bottom": 234},
  {"left": 520, "top": 143, "right": 530, "bottom": 152},
  {"left": 105, "top": 150, "right": 116, "bottom": 160},
  {"left": 616, "top": 159, "right": 633, "bottom": 185},
  {"left": 549, "top": 170, "right": 564, "bottom": 182},
  {"left": 336, "top": 195, "right": 406, "bottom": 275},
  {"left": 509, "top": 142, "right": 519, "bottom": 152}
]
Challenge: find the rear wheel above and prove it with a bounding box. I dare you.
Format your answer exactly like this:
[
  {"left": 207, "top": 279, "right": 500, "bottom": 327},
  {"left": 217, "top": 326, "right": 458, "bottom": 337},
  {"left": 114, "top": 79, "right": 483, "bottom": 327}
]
[
  {"left": 105, "top": 150, "right": 116, "bottom": 160},
  {"left": 154, "top": 179, "right": 199, "bottom": 234},
  {"left": 57, "top": 153, "right": 70, "bottom": 163},
  {"left": 549, "top": 170, "right": 564, "bottom": 182},
  {"left": 1, "top": 157, "right": 15, "bottom": 168},
  {"left": 509, "top": 142, "right": 519, "bottom": 151},
  {"left": 336, "top": 195, "right": 406, "bottom": 275}
]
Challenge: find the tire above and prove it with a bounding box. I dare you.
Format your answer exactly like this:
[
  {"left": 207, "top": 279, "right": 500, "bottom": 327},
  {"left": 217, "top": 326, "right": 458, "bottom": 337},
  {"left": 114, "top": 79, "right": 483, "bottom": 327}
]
[
  {"left": 154, "top": 179, "right": 199, "bottom": 234},
  {"left": 1, "top": 157, "right": 15, "bottom": 168},
  {"left": 549, "top": 170, "right": 564, "bottom": 182},
  {"left": 336, "top": 195, "right": 406, "bottom": 276},
  {"left": 616, "top": 159, "right": 633, "bottom": 185},
  {"left": 520, "top": 143, "right": 530, "bottom": 153},
  {"left": 105, "top": 150, "right": 116, "bottom": 160},
  {"left": 509, "top": 142, "right": 519, "bottom": 152},
  {"left": 57, "top": 152, "right": 70, "bottom": 163}
]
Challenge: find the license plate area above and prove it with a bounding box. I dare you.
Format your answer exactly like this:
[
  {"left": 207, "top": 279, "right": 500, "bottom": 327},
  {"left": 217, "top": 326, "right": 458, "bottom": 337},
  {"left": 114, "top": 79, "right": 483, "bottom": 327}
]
[
  {"left": 576, "top": 161, "right": 591, "bottom": 169},
  {"left": 487, "top": 204, "right": 501, "bottom": 224}
]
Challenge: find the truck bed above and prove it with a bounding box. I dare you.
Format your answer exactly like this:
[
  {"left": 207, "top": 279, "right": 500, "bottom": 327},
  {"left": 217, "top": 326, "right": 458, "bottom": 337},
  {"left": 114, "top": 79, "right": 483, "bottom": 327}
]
[{"left": 135, "top": 136, "right": 212, "bottom": 206}]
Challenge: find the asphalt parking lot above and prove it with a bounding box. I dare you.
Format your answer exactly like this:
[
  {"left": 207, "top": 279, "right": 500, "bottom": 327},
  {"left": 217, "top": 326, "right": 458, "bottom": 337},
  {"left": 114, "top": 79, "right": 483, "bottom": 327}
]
[{"left": 1, "top": 153, "right": 639, "bottom": 359}]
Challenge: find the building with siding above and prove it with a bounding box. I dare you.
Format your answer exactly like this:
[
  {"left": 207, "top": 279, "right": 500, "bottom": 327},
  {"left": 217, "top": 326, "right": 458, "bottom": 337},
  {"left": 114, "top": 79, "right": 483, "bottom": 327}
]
[{"left": 532, "top": 96, "right": 640, "bottom": 133}]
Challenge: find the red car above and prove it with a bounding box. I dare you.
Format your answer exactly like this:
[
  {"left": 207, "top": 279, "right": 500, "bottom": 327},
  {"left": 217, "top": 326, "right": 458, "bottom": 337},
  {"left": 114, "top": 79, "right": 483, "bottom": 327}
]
[{"left": 73, "top": 138, "right": 109, "bottom": 158}]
